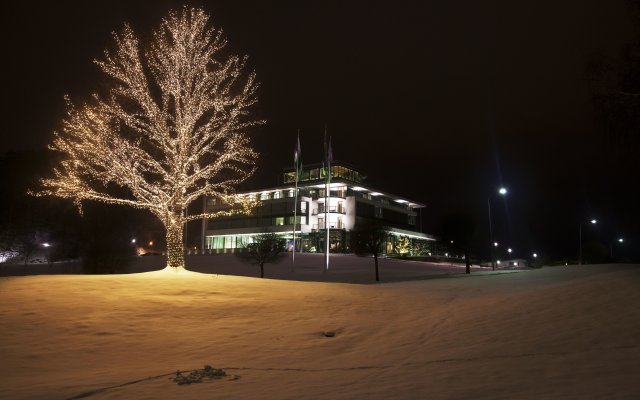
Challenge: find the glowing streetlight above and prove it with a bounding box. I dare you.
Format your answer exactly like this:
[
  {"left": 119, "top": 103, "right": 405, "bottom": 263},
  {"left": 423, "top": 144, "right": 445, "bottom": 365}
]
[
  {"left": 579, "top": 219, "right": 597, "bottom": 265},
  {"left": 610, "top": 237, "right": 625, "bottom": 258},
  {"left": 131, "top": 238, "right": 136, "bottom": 244},
  {"left": 508, "top": 248, "right": 513, "bottom": 254},
  {"left": 488, "top": 187, "right": 508, "bottom": 271},
  {"left": 533, "top": 253, "right": 538, "bottom": 258}
]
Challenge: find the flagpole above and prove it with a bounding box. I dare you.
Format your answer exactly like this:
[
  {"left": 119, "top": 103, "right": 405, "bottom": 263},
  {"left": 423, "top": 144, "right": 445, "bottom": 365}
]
[
  {"left": 325, "top": 135, "right": 331, "bottom": 272},
  {"left": 292, "top": 130, "right": 300, "bottom": 270}
]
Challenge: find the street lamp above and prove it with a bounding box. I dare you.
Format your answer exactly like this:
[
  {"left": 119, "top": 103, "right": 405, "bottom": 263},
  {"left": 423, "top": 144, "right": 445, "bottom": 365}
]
[
  {"left": 610, "top": 237, "right": 624, "bottom": 259},
  {"left": 578, "top": 219, "right": 597, "bottom": 265},
  {"left": 488, "top": 187, "right": 507, "bottom": 271},
  {"left": 42, "top": 243, "right": 52, "bottom": 266}
]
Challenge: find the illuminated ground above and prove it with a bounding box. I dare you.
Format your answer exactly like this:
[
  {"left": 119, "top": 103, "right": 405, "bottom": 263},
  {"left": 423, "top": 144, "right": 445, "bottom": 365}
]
[
  {"left": 0, "top": 253, "right": 490, "bottom": 283},
  {"left": 1, "top": 264, "right": 638, "bottom": 399}
]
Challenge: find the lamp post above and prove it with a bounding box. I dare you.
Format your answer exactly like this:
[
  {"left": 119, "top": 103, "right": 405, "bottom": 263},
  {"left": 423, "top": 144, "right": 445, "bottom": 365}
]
[
  {"left": 488, "top": 187, "right": 507, "bottom": 271},
  {"left": 578, "top": 219, "right": 597, "bottom": 265},
  {"left": 42, "top": 243, "right": 51, "bottom": 267},
  {"left": 610, "top": 237, "right": 624, "bottom": 258}
]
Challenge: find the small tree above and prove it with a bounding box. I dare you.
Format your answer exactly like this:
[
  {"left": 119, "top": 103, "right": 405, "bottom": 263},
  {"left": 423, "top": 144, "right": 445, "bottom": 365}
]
[
  {"left": 437, "top": 213, "right": 477, "bottom": 274},
  {"left": 35, "top": 8, "right": 261, "bottom": 271},
  {"left": 237, "top": 233, "right": 286, "bottom": 278},
  {"left": 350, "top": 222, "right": 386, "bottom": 282},
  {"left": 396, "top": 236, "right": 411, "bottom": 257}
]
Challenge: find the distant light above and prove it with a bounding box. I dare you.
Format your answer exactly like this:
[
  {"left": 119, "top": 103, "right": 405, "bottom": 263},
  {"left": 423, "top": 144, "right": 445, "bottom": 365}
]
[
  {"left": 533, "top": 253, "right": 538, "bottom": 258},
  {"left": 131, "top": 238, "right": 136, "bottom": 244},
  {"left": 513, "top": 262, "right": 518, "bottom": 266},
  {"left": 499, "top": 187, "right": 507, "bottom": 195},
  {"left": 395, "top": 199, "right": 408, "bottom": 204},
  {"left": 494, "top": 242, "right": 499, "bottom": 247},
  {"left": 497, "top": 260, "right": 501, "bottom": 265},
  {"left": 618, "top": 238, "right": 624, "bottom": 243},
  {"left": 590, "top": 219, "right": 597, "bottom": 224},
  {"left": 450, "top": 240, "right": 454, "bottom": 244},
  {"left": 149, "top": 241, "right": 154, "bottom": 246},
  {"left": 445, "top": 253, "right": 448, "bottom": 257},
  {"left": 352, "top": 186, "right": 366, "bottom": 191},
  {"left": 370, "top": 192, "right": 382, "bottom": 196},
  {"left": 508, "top": 248, "right": 512, "bottom": 253},
  {"left": 43, "top": 243, "right": 50, "bottom": 248}
]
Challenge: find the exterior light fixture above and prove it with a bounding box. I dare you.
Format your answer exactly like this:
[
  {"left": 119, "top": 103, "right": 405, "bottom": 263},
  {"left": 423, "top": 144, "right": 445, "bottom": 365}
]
[
  {"left": 131, "top": 238, "right": 136, "bottom": 244},
  {"left": 579, "top": 218, "right": 598, "bottom": 265},
  {"left": 533, "top": 253, "right": 538, "bottom": 258},
  {"left": 488, "top": 187, "right": 508, "bottom": 271},
  {"left": 508, "top": 248, "right": 512, "bottom": 253},
  {"left": 618, "top": 238, "right": 624, "bottom": 243}
]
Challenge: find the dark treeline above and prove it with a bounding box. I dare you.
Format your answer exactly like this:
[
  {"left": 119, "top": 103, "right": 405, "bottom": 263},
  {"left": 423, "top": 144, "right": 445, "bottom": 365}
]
[{"left": 0, "top": 150, "right": 163, "bottom": 272}]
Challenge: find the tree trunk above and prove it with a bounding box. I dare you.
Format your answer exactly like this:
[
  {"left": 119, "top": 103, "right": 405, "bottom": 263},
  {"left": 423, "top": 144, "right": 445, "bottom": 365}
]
[
  {"left": 165, "top": 219, "right": 185, "bottom": 269},
  {"left": 374, "top": 254, "right": 379, "bottom": 282},
  {"left": 465, "top": 250, "right": 471, "bottom": 274},
  {"left": 260, "top": 262, "right": 264, "bottom": 278}
]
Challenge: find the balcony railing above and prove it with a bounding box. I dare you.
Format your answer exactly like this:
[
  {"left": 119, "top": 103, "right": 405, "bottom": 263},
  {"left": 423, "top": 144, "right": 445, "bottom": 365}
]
[
  {"left": 311, "top": 190, "right": 347, "bottom": 200},
  {"left": 312, "top": 222, "right": 344, "bottom": 230},
  {"left": 312, "top": 206, "right": 346, "bottom": 215}
]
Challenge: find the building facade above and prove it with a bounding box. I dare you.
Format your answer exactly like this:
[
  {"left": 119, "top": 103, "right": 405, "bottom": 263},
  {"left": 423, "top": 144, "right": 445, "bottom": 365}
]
[{"left": 200, "top": 162, "right": 435, "bottom": 254}]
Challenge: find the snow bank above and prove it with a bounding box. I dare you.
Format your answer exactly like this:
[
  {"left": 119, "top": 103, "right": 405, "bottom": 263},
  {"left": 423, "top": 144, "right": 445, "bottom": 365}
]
[{"left": 0, "top": 264, "right": 638, "bottom": 399}]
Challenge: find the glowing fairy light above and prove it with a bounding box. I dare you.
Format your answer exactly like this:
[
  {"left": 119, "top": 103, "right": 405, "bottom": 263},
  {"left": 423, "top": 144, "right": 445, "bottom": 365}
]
[{"left": 35, "top": 8, "right": 262, "bottom": 270}]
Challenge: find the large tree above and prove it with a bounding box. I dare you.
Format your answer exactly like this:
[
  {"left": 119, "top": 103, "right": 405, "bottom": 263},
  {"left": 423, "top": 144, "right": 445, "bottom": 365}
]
[{"left": 36, "top": 8, "right": 261, "bottom": 270}]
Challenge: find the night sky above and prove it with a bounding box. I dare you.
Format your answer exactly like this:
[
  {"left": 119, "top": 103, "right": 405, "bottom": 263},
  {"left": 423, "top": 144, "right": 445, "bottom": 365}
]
[{"left": 4, "top": 0, "right": 639, "bottom": 261}]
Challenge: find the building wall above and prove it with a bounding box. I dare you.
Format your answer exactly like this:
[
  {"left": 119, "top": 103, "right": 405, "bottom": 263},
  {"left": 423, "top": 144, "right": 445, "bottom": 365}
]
[{"left": 200, "top": 170, "right": 431, "bottom": 253}]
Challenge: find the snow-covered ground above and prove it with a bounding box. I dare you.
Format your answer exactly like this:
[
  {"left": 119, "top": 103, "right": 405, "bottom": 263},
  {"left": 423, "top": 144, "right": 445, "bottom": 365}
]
[
  {"left": 0, "top": 263, "right": 638, "bottom": 399},
  {"left": 0, "top": 253, "right": 490, "bottom": 282}
]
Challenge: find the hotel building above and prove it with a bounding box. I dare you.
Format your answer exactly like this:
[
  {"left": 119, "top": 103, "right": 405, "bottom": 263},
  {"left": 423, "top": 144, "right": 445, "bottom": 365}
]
[{"left": 199, "top": 162, "right": 435, "bottom": 254}]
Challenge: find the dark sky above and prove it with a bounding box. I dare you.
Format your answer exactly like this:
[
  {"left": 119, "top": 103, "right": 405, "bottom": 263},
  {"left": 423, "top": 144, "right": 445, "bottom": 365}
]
[{"left": 4, "top": 0, "right": 639, "bottom": 260}]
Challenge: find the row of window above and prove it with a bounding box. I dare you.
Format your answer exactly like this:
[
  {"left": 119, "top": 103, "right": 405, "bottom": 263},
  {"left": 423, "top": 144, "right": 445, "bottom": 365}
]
[
  {"left": 208, "top": 215, "right": 307, "bottom": 230},
  {"left": 283, "top": 165, "right": 363, "bottom": 184}
]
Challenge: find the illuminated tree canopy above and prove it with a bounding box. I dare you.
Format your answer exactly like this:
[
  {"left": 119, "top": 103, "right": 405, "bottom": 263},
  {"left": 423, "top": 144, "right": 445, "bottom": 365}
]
[{"left": 37, "top": 8, "right": 262, "bottom": 269}]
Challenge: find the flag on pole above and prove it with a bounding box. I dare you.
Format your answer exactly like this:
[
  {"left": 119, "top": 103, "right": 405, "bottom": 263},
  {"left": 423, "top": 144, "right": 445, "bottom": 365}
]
[
  {"left": 294, "top": 132, "right": 302, "bottom": 180},
  {"left": 321, "top": 132, "right": 332, "bottom": 180},
  {"left": 327, "top": 136, "right": 333, "bottom": 173}
]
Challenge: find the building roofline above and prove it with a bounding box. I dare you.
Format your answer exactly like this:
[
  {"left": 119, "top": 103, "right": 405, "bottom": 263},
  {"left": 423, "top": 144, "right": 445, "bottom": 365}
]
[
  {"left": 234, "top": 179, "right": 427, "bottom": 209},
  {"left": 281, "top": 160, "right": 363, "bottom": 174}
]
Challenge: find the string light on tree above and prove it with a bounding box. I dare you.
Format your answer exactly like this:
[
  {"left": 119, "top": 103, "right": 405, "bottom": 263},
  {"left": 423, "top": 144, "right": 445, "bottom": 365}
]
[{"left": 35, "top": 8, "right": 262, "bottom": 270}]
